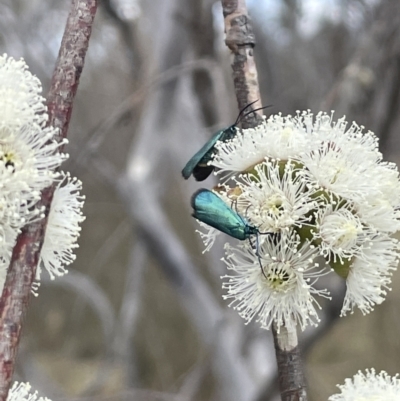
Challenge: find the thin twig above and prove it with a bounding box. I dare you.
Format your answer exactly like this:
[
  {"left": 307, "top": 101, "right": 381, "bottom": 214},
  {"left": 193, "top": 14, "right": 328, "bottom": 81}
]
[
  {"left": 220, "top": 1, "right": 308, "bottom": 400},
  {"left": 0, "top": 1, "right": 97, "bottom": 399}
]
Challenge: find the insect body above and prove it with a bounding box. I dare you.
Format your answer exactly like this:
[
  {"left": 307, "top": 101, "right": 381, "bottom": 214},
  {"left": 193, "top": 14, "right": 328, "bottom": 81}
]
[
  {"left": 182, "top": 101, "right": 269, "bottom": 181},
  {"left": 191, "top": 189, "right": 274, "bottom": 277},
  {"left": 191, "top": 188, "right": 259, "bottom": 240},
  {"left": 182, "top": 125, "right": 237, "bottom": 181}
]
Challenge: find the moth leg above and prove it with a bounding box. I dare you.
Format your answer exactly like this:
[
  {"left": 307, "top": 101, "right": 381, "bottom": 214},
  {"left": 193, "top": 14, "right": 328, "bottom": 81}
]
[{"left": 248, "top": 235, "right": 267, "bottom": 280}]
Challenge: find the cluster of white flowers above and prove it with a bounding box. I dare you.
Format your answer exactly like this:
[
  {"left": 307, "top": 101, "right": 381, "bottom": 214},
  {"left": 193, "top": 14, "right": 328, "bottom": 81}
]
[
  {"left": 9, "top": 370, "right": 400, "bottom": 401},
  {"left": 197, "top": 111, "right": 400, "bottom": 331},
  {"left": 329, "top": 369, "right": 400, "bottom": 401},
  {"left": 0, "top": 54, "right": 85, "bottom": 292},
  {"left": 7, "top": 382, "right": 51, "bottom": 401}
]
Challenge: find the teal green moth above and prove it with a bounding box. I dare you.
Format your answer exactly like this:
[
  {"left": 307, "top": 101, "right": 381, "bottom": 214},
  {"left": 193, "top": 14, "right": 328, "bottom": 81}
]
[
  {"left": 191, "top": 189, "right": 274, "bottom": 276},
  {"left": 182, "top": 125, "right": 237, "bottom": 181},
  {"left": 182, "top": 101, "right": 269, "bottom": 181},
  {"left": 190, "top": 188, "right": 259, "bottom": 240}
]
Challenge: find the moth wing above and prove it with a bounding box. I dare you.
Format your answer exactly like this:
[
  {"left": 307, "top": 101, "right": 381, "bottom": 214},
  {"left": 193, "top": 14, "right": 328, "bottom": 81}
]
[
  {"left": 191, "top": 189, "right": 246, "bottom": 240},
  {"left": 181, "top": 130, "right": 222, "bottom": 179},
  {"left": 192, "top": 126, "right": 239, "bottom": 181}
]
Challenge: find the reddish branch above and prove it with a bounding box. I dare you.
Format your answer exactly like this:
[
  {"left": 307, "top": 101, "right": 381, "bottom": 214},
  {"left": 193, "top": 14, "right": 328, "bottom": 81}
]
[
  {"left": 222, "top": 0, "right": 263, "bottom": 128},
  {"left": 0, "top": 1, "right": 98, "bottom": 399},
  {"left": 221, "top": 1, "right": 308, "bottom": 400}
]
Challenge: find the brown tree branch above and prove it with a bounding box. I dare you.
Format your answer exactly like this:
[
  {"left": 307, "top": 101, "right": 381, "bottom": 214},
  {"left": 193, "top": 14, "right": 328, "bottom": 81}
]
[
  {"left": 272, "top": 326, "right": 307, "bottom": 401},
  {"left": 222, "top": 0, "right": 263, "bottom": 128},
  {"left": 221, "top": 1, "right": 308, "bottom": 400},
  {"left": 0, "top": 1, "right": 98, "bottom": 399}
]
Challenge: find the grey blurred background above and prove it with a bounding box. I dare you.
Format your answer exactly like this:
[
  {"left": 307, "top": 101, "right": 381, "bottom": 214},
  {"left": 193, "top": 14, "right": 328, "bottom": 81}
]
[{"left": 2, "top": 0, "right": 400, "bottom": 400}]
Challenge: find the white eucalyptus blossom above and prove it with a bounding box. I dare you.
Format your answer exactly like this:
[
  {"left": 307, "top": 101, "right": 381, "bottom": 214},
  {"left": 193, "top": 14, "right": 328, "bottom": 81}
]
[
  {"left": 0, "top": 124, "right": 67, "bottom": 207},
  {"left": 212, "top": 112, "right": 312, "bottom": 178},
  {"left": 310, "top": 114, "right": 381, "bottom": 163},
  {"left": 192, "top": 110, "right": 400, "bottom": 329},
  {"left": 0, "top": 54, "right": 48, "bottom": 129},
  {"left": 372, "top": 162, "right": 400, "bottom": 207},
  {"left": 313, "top": 203, "right": 377, "bottom": 264},
  {"left": 0, "top": 57, "right": 67, "bottom": 227},
  {"left": 37, "top": 173, "right": 85, "bottom": 281},
  {"left": 342, "top": 234, "right": 399, "bottom": 315},
  {"left": 355, "top": 193, "right": 400, "bottom": 234},
  {"left": 222, "top": 231, "right": 329, "bottom": 331},
  {"left": 329, "top": 369, "right": 400, "bottom": 401},
  {"left": 297, "top": 114, "right": 400, "bottom": 206},
  {"left": 7, "top": 382, "right": 51, "bottom": 401},
  {"left": 233, "top": 161, "right": 319, "bottom": 233},
  {"left": 299, "top": 142, "right": 378, "bottom": 204}
]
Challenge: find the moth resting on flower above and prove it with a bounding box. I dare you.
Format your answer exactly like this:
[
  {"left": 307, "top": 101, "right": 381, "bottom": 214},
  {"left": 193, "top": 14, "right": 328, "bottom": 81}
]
[{"left": 190, "top": 110, "right": 400, "bottom": 332}]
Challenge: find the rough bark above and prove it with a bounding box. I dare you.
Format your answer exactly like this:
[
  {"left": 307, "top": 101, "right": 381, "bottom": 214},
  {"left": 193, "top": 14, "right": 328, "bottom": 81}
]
[
  {"left": 222, "top": 0, "right": 263, "bottom": 128},
  {"left": 272, "top": 326, "right": 308, "bottom": 401}
]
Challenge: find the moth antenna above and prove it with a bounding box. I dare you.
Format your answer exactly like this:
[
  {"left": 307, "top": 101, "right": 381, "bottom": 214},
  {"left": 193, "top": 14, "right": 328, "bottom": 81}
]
[
  {"left": 234, "top": 99, "right": 259, "bottom": 126},
  {"left": 238, "top": 104, "right": 273, "bottom": 124}
]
